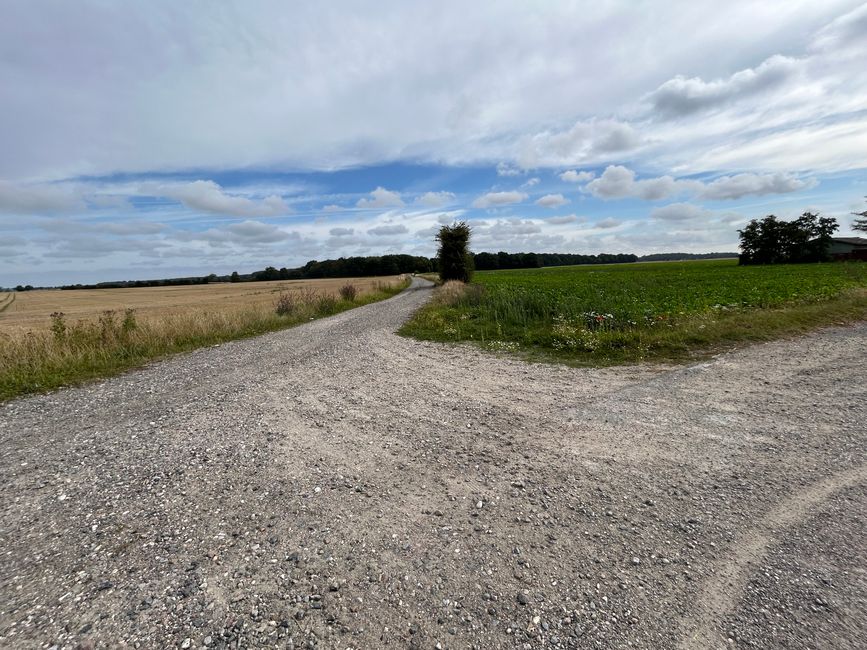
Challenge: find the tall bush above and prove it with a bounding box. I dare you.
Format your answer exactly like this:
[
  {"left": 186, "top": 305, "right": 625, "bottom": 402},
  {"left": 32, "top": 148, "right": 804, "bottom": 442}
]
[{"left": 436, "top": 221, "right": 474, "bottom": 282}]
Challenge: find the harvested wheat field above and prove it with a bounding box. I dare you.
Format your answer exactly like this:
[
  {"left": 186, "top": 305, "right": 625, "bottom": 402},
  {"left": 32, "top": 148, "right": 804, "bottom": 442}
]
[{"left": 0, "top": 277, "right": 405, "bottom": 332}]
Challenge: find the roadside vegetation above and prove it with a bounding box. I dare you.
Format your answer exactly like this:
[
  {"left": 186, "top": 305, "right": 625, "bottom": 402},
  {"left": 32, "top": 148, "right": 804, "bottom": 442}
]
[
  {"left": 401, "top": 260, "right": 867, "bottom": 364},
  {"left": 0, "top": 279, "right": 408, "bottom": 401}
]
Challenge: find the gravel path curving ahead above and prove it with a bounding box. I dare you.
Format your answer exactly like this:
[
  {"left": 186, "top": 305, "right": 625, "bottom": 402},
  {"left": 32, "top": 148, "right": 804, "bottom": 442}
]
[{"left": 1, "top": 277, "right": 865, "bottom": 649}]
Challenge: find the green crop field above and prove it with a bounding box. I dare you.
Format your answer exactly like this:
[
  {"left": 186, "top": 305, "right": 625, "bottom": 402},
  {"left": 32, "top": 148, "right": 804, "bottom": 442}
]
[{"left": 401, "top": 260, "right": 867, "bottom": 364}]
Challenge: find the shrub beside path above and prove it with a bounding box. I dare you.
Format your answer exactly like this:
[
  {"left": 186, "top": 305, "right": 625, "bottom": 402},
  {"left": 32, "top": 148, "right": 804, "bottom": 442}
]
[{"left": 1, "top": 277, "right": 864, "bottom": 649}]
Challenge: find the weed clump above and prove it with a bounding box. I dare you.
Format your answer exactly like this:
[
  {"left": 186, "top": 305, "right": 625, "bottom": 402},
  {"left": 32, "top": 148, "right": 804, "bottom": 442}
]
[{"left": 339, "top": 284, "right": 358, "bottom": 302}]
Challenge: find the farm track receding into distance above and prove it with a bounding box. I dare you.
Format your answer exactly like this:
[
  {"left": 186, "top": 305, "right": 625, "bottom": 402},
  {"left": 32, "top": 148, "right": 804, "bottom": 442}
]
[
  {"left": 0, "top": 292, "right": 14, "bottom": 314},
  {"left": 1, "top": 277, "right": 865, "bottom": 649}
]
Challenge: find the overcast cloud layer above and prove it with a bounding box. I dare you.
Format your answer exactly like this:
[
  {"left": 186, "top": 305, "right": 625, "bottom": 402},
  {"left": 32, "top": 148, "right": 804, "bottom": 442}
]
[{"left": 1, "top": 0, "right": 866, "bottom": 285}]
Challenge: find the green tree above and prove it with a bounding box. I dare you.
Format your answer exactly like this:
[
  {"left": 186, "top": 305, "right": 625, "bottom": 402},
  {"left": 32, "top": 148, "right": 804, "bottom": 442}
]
[
  {"left": 436, "top": 221, "right": 473, "bottom": 282},
  {"left": 230, "top": 271, "right": 240, "bottom": 282},
  {"left": 852, "top": 198, "right": 867, "bottom": 233},
  {"left": 738, "top": 212, "right": 838, "bottom": 265}
]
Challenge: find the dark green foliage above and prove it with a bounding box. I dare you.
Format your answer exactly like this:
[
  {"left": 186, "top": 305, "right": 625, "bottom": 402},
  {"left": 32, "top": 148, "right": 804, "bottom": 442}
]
[
  {"left": 738, "top": 212, "right": 838, "bottom": 265},
  {"left": 436, "top": 222, "right": 473, "bottom": 282},
  {"left": 637, "top": 252, "right": 738, "bottom": 262},
  {"left": 59, "top": 254, "right": 434, "bottom": 290},
  {"left": 475, "top": 251, "right": 638, "bottom": 270},
  {"left": 853, "top": 198, "right": 867, "bottom": 232}
]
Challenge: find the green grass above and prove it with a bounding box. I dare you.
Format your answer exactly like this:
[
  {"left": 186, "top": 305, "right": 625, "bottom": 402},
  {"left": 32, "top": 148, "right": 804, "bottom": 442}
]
[
  {"left": 401, "top": 260, "right": 867, "bottom": 365},
  {"left": 0, "top": 279, "right": 409, "bottom": 401}
]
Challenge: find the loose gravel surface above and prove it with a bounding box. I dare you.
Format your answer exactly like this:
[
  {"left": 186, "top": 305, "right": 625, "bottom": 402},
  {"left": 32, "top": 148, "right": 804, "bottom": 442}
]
[{"left": 1, "top": 278, "right": 865, "bottom": 650}]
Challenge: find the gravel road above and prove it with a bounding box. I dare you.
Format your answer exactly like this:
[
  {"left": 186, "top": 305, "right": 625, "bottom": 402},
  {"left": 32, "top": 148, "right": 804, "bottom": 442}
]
[{"left": 1, "top": 277, "right": 865, "bottom": 649}]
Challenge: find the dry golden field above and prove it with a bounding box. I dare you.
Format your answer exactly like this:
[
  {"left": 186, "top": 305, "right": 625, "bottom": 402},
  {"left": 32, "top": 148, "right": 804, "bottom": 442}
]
[{"left": 0, "top": 276, "right": 405, "bottom": 333}]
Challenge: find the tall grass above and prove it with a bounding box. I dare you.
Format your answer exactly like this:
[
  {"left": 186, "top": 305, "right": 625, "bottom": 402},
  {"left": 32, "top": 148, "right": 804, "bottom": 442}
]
[
  {"left": 401, "top": 261, "right": 867, "bottom": 364},
  {"left": 0, "top": 279, "right": 409, "bottom": 401}
]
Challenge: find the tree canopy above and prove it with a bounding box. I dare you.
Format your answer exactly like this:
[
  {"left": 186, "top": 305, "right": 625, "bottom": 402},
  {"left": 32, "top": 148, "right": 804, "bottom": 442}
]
[
  {"left": 738, "top": 212, "right": 838, "bottom": 265},
  {"left": 852, "top": 198, "right": 867, "bottom": 233},
  {"left": 436, "top": 221, "right": 474, "bottom": 282}
]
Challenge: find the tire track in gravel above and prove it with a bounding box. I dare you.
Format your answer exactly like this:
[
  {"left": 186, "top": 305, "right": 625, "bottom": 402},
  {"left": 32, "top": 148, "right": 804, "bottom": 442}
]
[{"left": 678, "top": 463, "right": 867, "bottom": 649}]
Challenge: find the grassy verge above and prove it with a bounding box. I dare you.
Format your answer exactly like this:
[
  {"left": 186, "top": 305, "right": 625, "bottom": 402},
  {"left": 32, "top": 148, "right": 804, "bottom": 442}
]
[
  {"left": 0, "top": 278, "right": 409, "bottom": 401},
  {"left": 400, "top": 261, "right": 867, "bottom": 366}
]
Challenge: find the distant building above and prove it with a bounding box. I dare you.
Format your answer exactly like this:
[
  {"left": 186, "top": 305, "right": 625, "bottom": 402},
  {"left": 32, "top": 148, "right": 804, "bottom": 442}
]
[{"left": 826, "top": 237, "right": 867, "bottom": 261}]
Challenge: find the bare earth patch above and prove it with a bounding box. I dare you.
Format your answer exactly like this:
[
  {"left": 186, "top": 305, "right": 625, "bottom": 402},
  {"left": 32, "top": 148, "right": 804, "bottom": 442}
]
[{"left": 0, "top": 278, "right": 864, "bottom": 649}]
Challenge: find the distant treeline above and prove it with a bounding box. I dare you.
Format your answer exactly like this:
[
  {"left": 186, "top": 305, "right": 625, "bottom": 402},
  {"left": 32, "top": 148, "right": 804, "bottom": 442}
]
[
  {"left": 637, "top": 252, "right": 738, "bottom": 262},
  {"left": 59, "top": 254, "right": 435, "bottom": 290},
  {"left": 473, "top": 251, "right": 637, "bottom": 270},
  {"left": 53, "top": 250, "right": 738, "bottom": 290}
]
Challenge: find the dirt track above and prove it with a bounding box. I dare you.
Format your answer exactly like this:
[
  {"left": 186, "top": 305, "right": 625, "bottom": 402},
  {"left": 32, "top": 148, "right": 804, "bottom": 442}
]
[{"left": 1, "top": 277, "right": 865, "bottom": 649}]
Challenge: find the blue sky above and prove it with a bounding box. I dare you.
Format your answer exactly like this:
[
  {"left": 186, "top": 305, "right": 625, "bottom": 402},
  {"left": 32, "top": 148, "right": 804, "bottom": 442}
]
[{"left": 1, "top": 1, "right": 866, "bottom": 286}]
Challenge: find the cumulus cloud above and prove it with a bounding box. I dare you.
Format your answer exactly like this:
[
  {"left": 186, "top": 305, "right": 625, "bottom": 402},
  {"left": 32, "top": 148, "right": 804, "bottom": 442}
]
[
  {"left": 416, "top": 191, "right": 456, "bottom": 207},
  {"left": 520, "top": 119, "right": 642, "bottom": 168},
  {"left": 496, "top": 162, "right": 524, "bottom": 176},
  {"left": 585, "top": 165, "right": 814, "bottom": 201},
  {"left": 367, "top": 224, "right": 408, "bottom": 236},
  {"left": 535, "top": 193, "right": 570, "bottom": 208},
  {"left": 647, "top": 55, "right": 800, "bottom": 119},
  {"left": 595, "top": 218, "right": 622, "bottom": 229},
  {"left": 650, "top": 203, "right": 710, "bottom": 221},
  {"left": 485, "top": 219, "right": 542, "bottom": 236},
  {"left": 522, "top": 177, "right": 540, "bottom": 187},
  {"left": 152, "top": 181, "right": 289, "bottom": 217},
  {"left": 546, "top": 214, "right": 581, "bottom": 224},
  {"left": 698, "top": 172, "right": 815, "bottom": 200},
  {"left": 357, "top": 187, "right": 404, "bottom": 208},
  {"left": 223, "top": 220, "right": 293, "bottom": 242},
  {"left": 559, "top": 170, "right": 595, "bottom": 183},
  {"left": 585, "top": 166, "right": 692, "bottom": 200},
  {"left": 329, "top": 227, "right": 354, "bottom": 236},
  {"left": 472, "top": 191, "right": 528, "bottom": 208}
]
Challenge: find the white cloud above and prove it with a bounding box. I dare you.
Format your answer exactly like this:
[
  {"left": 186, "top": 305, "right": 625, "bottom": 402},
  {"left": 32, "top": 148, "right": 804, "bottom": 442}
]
[
  {"left": 329, "top": 227, "right": 354, "bottom": 236},
  {"left": 0, "top": 180, "right": 85, "bottom": 214},
  {"left": 535, "top": 193, "right": 570, "bottom": 208},
  {"left": 491, "top": 219, "right": 541, "bottom": 235},
  {"left": 416, "top": 191, "right": 456, "bottom": 207},
  {"left": 585, "top": 165, "right": 693, "bottom": 200},
  {"left": 595, "top": 217, "right": 622, "bottom": 229},
  {"left": 519, "top": 119, "right": 643, "bottom": 168},
  {"left": 0, "top": 3, "right": 863, "bottom": 181},
  {"left": 650, "top": 203, "right": 710, "bottom": 221},
  {"left": 559, "top": 170, "right": 595, "bottom": 183},
  {"left": 472, "top": 191, "right": 528, "bottom": 208},
  {"left": 357, "top": 187, "right": 404, "bottom": 208},
  {"left": 321, "top": 204, "right": 343, "bottom": 212},
  {"left": 496, "top": 162, "right": 523, "bottom": 176},
  {"left": 151, "top": 180, "right": 289, "bottom": 217},
  {"left": 647, "top": 55, "right": 800, "bottom": 119},
  {"left": 546, "top": 214, "right": 581, "bottom": 224},
  {"left": 698, "top": 172, "right": 815, "bottom": 200},
  {"left": 367, "top": 224, "right": 408, "bottom": 236},
  {"left": 585, "top": 165, "right": 814, "bottom": 201},
  {"left": 522, "top": 177, "right": 540, "bottom": 187}
]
